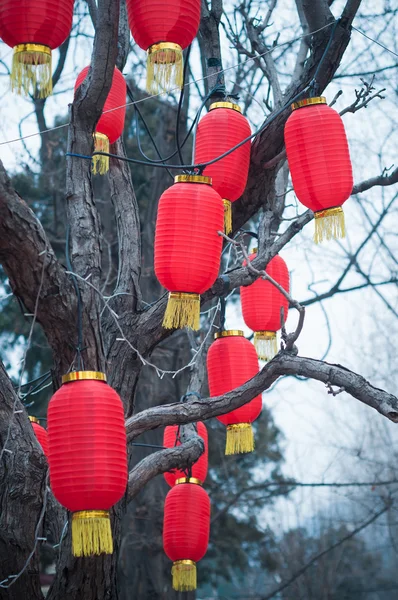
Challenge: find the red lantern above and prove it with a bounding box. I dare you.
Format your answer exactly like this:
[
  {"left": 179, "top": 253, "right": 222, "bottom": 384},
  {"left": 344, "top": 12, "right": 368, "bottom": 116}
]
[
  {"left": 74, "top": 66, "right": 126, "bottom": 175},
  {"left": 0, "top": 0, "right": 74, "bottom": 98},
  {"left": 207, "top": 331, "right": 262, "bottom": 455},
  {"left": 163, "top": 422, "right": 208, "bottom": 486},
  {"left": 154, "top": 175, "right": 224, "bottom": 330},
  {"left": 126, "top": 0, "right": 201, "bottom": 93},
  {"left": 47, "top": 371, "right": 127, "bottom": 557},
  {"left": 29, "top": 416, "right": 49, "bottom": 456},
  {"left": 194, "top": 102, "right": 251, "bottom": 234},
  {"left": 241, "top": 250, "right": 289, "bottom": 361},
  {"left": 163, "top": 480, "right": 210, "bottom": 591},
  {"left": 284, "top": 96, "right": 353, "bottom": 243}
]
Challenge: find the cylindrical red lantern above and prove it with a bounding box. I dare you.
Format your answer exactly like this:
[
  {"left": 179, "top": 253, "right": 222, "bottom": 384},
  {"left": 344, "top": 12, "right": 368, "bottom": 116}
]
[
  {"left": 194, "top": 102, "right": 251, "bottom": 234},
  {"left": 155, "top": 174, "right": 224, "bottom": 330},
  {"left": 207, "top": 331, "right": 262, "bottom": 455},
  {"left": 47, "top": 371, "right": 127, "bottom": 557},
  {"left": 74, "top": 66, "right": 126, "bottom": 175},
  {"left": 163, "top": 480, "right": 210, "bottom": 591},
  {"left": 0, "top": 0, "right": 74, "bottom": 98},
  {"left": 163, "top": 422, "right": 208, "bottom": 486},
  {"left": 126, "top": 0, "right": 201, "bottom": 93},
  {"left": 284, "top": 96, "right": 353, "bottom": 243},
  {"left": 241, "top": 250, "right": 289, "bottom": 361},
  {"left": 29, "top": 416, "right": 49, "bottom": 456}
]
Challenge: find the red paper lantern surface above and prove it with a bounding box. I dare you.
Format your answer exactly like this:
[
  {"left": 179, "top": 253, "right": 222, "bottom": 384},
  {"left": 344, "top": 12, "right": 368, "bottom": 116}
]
[
  {"left": 284, "top": 97, "right": 353, "bottom": 242},
  {"left": 163, "top": 423, "right": 208, "bottom": 487},
  {"left": 207, "top": 332, "right": 262, "bottom": 427},
  {"left": 48, "top": 371, "right": 127, "bottom": 557},
  {"left": 0, "top": 0, "right": 74, "bottom": 97},
  {"left": 154, "top": 175, "right": 224, "bottom": 330},
  {"left": 163, "top": 481, "right": 210, "bottom": 590},
  {"left": 241, "top": 252, "right": 289, "bottom": 361},
  {"left": 241, "top": 252, "right": 289, "bottom": 333},
  {"left": 75, "top": 66, "right": 126, "bottom": 145},
  {"left": 194, "top": 102, "right": 251, "bottom": 233},
  {"left": 126, "top": 0, "right": 200, "bottom": 52},
  {"left": 0, "top": 0, "right": 73, "bottom": 48},
  {"left": 29, "top": 416, "right": 49, "bottom": 456},
  {"left": 126, "top": 0, "right": 201, "bottom": 93},
  {"left": 48, "top": 373, "right": 127, "bottom": 511}
]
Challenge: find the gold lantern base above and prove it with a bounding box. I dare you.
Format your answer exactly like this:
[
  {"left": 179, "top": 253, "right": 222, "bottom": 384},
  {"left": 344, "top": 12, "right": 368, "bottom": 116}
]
[
  {"left": 72, "top": 510, "right": 113, "bottom": 557},
  {"left": 223, "top": 199, "right": 232, "bottom": 235},
  {"left": 163, "top": 292, "right": 200, "bottom": 331},
  {"left": 12, "top": 44, "right": 52, "bottom": 98},
  {"left": 172, "top": 560, "right": 197, "bottom": 591},
  {"left": 254, "top": 331, "right": 278, "bottom": 362},
  {"left": 225, "top": 423, "right": 254, "bottom": 455},
  {"left": 314, "top": 206, "right": 345, "bottom": 244},
  {"left": 92, "top": 133, "right": 110, "bottom": 175},
  {"left": 147, "top": 42, "right": 183, "bottom": 94}
]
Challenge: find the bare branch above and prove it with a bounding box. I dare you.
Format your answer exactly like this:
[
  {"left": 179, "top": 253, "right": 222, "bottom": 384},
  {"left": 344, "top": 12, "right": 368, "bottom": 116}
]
[
  {"left": 127, "top": 436, "right": 204, "bottom": 502},
  {"left": 353, "top": 166, "right": 398, "bottom": 194}
]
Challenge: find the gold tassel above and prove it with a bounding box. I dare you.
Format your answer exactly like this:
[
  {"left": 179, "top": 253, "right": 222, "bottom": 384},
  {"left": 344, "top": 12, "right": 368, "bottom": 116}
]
[
  {"left": 147, "top": 42, "right": 183, "bottom": 95},
  {"left": 11, "top": 44, "right": 52, "bottom": 98},
  {"left": 225, "top": 423, "right": 254, "bottom": 455},
  {"left": 314, "top": 206, "right": 346, "bottom": 244},
  {"left": 172, "top": 560, "right": 197, "bottom": 591},
  {"left": 92, "top": 133, "right": 110, "bottom": 175},
  {"left": 254, "top": 331, "right": 278, "bottom": 362},
  {"left": 223, "top": 199, "right": 232, "bottom": 235},
  {"left": 163, "top": 292, "right": 200, "bottom": 331},
  {"left": 72, "top": 510, "right": 113, "bottom": 557}
]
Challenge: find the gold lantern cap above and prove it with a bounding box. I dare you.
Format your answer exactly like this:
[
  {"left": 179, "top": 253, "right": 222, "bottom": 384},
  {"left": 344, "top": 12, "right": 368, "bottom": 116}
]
[
  {"left": 210, "top": 101, "right": 242, "bottom": 113},
  {"left": 291, "top": 96, "right": 327, "bottom": 110},
  {"left": 214, "top": 330, "right": 244, "bottom": 339},
  {"left": 174, "top": 174, "right": 212, "bottom": 185},
  {"left": 62, "top": 371, "right": 107, "bottom": 384},
  {"left": 29, "top": 415, "right": 40, "bottom": 424},
  {"left": 175, "top": 477, "right": 203, "bottom": 486}
]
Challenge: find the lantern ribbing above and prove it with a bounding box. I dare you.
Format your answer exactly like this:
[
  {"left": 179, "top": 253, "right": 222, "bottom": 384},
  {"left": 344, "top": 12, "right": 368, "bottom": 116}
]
[
  {"left": 207, "top": 331, "right": 262, "bottom": 454},
  {"left": 47, "top": 372, "right": 128, "bottom": 557},
  {"left": 74, "top": 67, "right": 127, "bottom": 175},
  {"left": 284, "top": 97, "right": 353, "bottom": 243},
  {"left": 241, "top": 252, "right": 290, "bottom": 361},
  {"left": 126, "top": 0, "right": 201, "bottom": 93},
  {"left": 29, "top": 416, "right": 49, "bottom": 456},
  {"left": 154, "top": 175, "right": 224, "bottom": 330},
  {"left": 163, "top": 481, "right": 210, "bottom": 591},
  {"left": 0, "top": 0, "right": 74, "bottom": 97},
  {"left": 194, "top": 102, "right": 251, "bottom": 234}
]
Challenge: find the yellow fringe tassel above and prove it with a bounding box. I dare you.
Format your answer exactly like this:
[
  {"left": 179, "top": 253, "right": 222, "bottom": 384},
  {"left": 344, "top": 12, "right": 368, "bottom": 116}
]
[
  {"left": 254, "top": 331, "right": 278, "bottom": 362},
  {"left": 72, "top": 510, "right": 113, "bottom": 557},
  {"left": 172, "top": 560, "right": 197, "bottom": 592},
  {"left": 163, "top": 292, "right": 200, "bottom": 331},
  {"left": 147, "top": 43, "right": 183, "bottom": 95},
  {"left": 314, "top": 206, "right": 346, "bottom": 244},
  {"left": 92, "top": 133, "right": 110, "bottom": 175},
  {"left": 226, "top": 423, "right": 254, "bottom": 455},
  {"left": 11, "top": 44, "right": 52, "bottom": 98},
  {"left": 223, "top": 199, "right": 232, "bottom": 235}
]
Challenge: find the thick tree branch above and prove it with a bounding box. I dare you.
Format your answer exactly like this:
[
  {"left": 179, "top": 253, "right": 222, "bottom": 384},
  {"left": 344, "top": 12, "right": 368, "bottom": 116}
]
[
  {"left": 127, "top": 437, "right": 204, "bottom": 502},
  {"left": 0, "top": 161, "right": 76, "bottom": 372},
  {"left": 352, "top": 166, "right": 398, "bottom": 194},
  {"left": 125, "top": 352, "right": 398, "bottom": 444}
]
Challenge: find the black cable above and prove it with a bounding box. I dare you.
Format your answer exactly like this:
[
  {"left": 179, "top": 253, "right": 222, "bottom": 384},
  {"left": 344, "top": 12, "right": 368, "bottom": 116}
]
[
  {"left": 311, "top": 18, "right": 340, "bottom": 96},
  {"left": 65, "top": 223, "right": 84, "bottom": 370},
  {"left": 67, "top": 21, "right": 340, "bottom": 174},
  {"left": 175, "top": 44, "right": 192, "bottom": 166},
  {"left": 220, "top": 297, "right": 226, "bottom": 331},
  {"left": 21, "top": 372, "right": 52, "bottom": 399},
  {"left": 16, "top": 370, "right": 52, "bottom": 389},
  {"left": 127, "top": 84, "right": 174, "bottom": 180}
]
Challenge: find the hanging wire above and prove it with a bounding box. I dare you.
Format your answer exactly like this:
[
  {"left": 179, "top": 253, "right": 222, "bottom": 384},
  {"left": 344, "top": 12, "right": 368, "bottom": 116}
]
[
  {"left": 175, "top": 44, "right": 192, "bottom": 167},
  {"left": 310, "top": 18, "right": 341, "bottom": 96},
  {"left": 65, "top": 223, "right": 84, "bottom": 371},
  {"left": 67, "top": 12, "right": 341, "bottom": 176}
]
